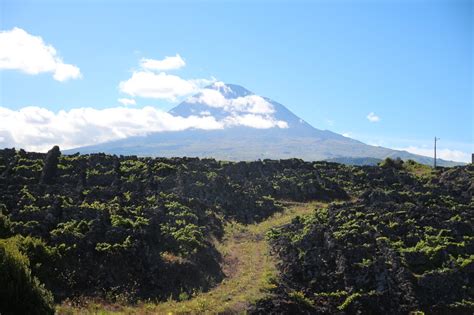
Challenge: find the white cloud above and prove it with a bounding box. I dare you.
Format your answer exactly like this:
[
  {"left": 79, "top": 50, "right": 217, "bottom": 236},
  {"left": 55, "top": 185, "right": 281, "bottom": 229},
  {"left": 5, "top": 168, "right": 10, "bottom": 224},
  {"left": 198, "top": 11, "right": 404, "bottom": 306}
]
[
  {"left": 0, "top": 105, "right": 288, "bottom": 152},
  {"left": 183, "top": 85, "right": 288, "bottom": 129},
  {"left": 0, "top": 27, "right": 81, "bottom": 81},
  {"left": 342, "top": 132, "right": 352, "bottom": 138},
  {"left": 53, "top": 63, "right": 81, "bottom": 82},
  {"left": 119, "top": 55, "right": 215, "bottom": 102},
  {"left": 0, "top": 106, "right": 223, "bottom": 152},
  {"left": 233, "top": 95, "right": 275, "bottom": 114},
  {"left": 397, "top": 146, "right": 471, "bottom": 163},
  {"left": 119, "top": 71, "right": 212, "bottom": 101},
  {"left": 140, "top": 54, "right": 186, "bottom": 71},
  {"left": 187, "top": 89, "right": 275, "bottom": 114},
  {"left": 366, "top": 112, "right": 380, "bottom": 122},
  {"left": 212, "top": 81, "right": 233, "bottom": 94},
  {"left": 118, "top": 98, "right": 136, "bottom": 106},
  {"left": 188, "top": 88, "right": 227, "bottom": 107},
  {"left": 224, "top": 114, "right": 288, "bottom": 129}
]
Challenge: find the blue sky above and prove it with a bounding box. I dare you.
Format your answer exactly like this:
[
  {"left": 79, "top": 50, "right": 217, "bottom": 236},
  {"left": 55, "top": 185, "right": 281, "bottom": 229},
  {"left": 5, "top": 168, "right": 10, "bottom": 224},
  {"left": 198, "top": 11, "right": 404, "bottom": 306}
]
[{"left": 0, "top": 0, "right": 472, "bottom": 161}]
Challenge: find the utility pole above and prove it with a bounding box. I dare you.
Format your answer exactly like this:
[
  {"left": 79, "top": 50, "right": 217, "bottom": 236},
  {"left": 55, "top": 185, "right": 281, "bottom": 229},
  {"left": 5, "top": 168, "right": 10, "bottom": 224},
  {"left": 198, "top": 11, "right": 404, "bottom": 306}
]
[{"left": 434, "top": 137, "right": 440, "bottom": 168}]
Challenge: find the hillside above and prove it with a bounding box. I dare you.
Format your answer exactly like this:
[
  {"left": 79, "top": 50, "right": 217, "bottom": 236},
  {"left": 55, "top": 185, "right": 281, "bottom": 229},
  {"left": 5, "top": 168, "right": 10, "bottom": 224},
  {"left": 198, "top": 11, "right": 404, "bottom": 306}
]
[
  {"left": 65, "top": 83, "right": 461, "bottom": 167},
  {"left": 0, "top": 147, "right": 472, "bottom": 314}
]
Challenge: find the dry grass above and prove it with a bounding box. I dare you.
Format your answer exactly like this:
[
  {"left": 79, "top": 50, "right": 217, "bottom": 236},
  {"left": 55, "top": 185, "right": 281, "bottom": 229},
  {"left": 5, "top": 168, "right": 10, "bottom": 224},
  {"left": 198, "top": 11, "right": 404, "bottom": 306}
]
[{"left": 56, "top": 201, "right": 327, "bottom": 315}]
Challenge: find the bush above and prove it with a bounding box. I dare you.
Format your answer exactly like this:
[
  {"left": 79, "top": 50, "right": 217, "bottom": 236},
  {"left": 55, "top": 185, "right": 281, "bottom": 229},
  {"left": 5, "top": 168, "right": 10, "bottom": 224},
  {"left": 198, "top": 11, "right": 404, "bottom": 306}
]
[
  {"left": 0, "top": 238, "right": 54, "bottom": 315},
  {"left": 0, "top": 209, "right": 12, "bottom": 238},
  {"left": 379, "top": 157, "right": 404, "bottom": 169}
]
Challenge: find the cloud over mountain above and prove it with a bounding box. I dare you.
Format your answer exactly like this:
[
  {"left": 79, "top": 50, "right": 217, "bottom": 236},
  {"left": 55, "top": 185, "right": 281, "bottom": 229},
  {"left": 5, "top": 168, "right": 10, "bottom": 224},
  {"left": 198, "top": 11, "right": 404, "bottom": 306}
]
[
  {"left": 184, "top": 83, "right": 289, "bottom": 129},
  {"left": 0, "top": 84, "right": 289, "bottom": 152},
  {"left": 187, "top": 87, "right": 275, "bottom": 114},
  {"left": 0, "top": 106, "right": 222, "bottom": 152}
]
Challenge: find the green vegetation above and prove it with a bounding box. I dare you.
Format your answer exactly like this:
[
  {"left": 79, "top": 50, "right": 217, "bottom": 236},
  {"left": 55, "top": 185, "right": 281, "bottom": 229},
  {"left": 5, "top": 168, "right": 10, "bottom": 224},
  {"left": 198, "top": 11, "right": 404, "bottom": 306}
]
[
  {"left": 0, "top": 148, "right": 347, "bottom": 313},
  {"left": 57, "top": 202, "right": 321, "bottom": 314},
  {"left": 0, "top": 148, "right": 472, "bottom": 314},
  {"left": 337, "top": 292, "right": 362, "bottom": 311},
  {"left": 252, "top": 159, "right": 474, "bottom": 314},
  {"left": 403, "top": 159, "right": 435, "bottom": 179},
  {"left": 0, "top": 237, "right": 55, "bottom": 314}
]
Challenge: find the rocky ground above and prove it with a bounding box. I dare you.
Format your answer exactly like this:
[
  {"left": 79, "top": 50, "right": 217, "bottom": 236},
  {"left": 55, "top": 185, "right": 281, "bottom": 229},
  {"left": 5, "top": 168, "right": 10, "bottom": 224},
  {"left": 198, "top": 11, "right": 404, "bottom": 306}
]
[
  {"left": 0, "top": 148, "right": 472, "bottom": 314},
  {"left": 251, "top": 161, "right": 474, "bottom": 314}
]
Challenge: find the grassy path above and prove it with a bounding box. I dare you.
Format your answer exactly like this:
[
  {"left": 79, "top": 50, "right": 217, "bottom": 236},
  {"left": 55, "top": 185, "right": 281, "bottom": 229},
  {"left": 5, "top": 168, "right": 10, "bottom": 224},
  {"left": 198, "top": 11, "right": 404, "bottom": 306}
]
[{"left": 58, "top": 201, "right": 325, "bottom": 314}]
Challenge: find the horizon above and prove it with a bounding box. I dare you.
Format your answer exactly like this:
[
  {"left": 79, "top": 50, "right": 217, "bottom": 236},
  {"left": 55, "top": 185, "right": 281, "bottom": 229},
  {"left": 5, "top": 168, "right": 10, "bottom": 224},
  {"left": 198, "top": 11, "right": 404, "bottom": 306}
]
[{"left": 0, "top": 0, "right": 472, "bottom": 162}]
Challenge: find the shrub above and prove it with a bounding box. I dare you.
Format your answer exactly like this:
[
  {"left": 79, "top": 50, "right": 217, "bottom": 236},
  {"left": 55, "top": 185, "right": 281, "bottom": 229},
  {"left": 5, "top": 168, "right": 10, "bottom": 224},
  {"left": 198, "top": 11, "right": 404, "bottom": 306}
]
[
  {"left": 379, "top": 157, "right": 404, "bottom": 169},
  {"left": 0, "top": 238, "right": 54, "bottom": 315},
  {"left": 288, "top": 290, "right": 314, "bottom": 308},
  {"left": 337, "top": 292, "right": 362, "bottom": 311},
  {"left": 0, "top": 210, "right": 12, "bottom": 238}
]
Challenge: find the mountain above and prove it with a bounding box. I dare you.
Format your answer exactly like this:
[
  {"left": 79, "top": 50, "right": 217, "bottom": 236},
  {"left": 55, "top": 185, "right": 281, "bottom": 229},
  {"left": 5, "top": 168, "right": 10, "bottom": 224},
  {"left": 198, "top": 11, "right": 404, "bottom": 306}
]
[{"left": 67, "top": 83, "right": 461, "bottom": 166}]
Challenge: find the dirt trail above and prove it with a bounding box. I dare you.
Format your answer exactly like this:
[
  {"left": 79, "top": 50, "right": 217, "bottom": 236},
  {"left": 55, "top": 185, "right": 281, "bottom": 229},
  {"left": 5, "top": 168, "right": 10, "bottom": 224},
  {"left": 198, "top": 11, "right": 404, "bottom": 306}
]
[
  {"left": 149, "top": 201, "right": 323, "bottom": 314},
  {"left": 58, "top": 201, "right": 325, "bottom": 314}
]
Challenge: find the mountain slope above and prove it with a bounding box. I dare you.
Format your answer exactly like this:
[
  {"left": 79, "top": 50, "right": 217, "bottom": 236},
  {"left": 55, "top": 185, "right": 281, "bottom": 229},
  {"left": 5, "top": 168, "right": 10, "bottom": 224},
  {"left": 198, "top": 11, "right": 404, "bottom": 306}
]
[{"left": 68, "top": 83, "right": 461, "bottom": 166}]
